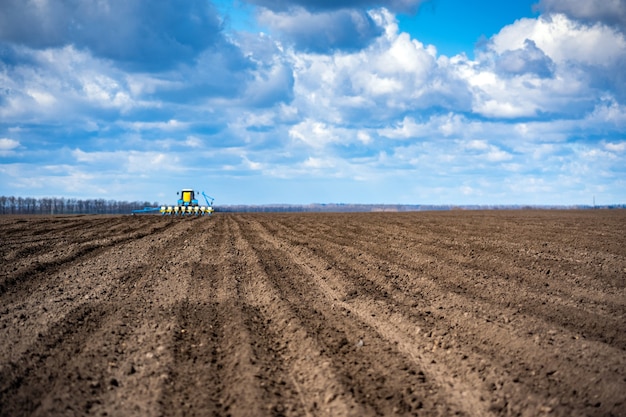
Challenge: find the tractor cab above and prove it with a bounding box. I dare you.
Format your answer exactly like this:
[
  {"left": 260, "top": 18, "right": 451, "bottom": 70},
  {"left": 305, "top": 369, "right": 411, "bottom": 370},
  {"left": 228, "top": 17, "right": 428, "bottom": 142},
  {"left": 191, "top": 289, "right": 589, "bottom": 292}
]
[{"left": 177, "top": 189, "right": 199, "bottom": 207}]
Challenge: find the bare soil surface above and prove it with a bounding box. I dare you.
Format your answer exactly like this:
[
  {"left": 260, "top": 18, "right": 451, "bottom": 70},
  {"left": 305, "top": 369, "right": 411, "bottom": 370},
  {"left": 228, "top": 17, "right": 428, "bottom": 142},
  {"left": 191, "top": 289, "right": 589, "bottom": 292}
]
[{"left": 1, "top": 211, "right": 625, "bottom": 417}]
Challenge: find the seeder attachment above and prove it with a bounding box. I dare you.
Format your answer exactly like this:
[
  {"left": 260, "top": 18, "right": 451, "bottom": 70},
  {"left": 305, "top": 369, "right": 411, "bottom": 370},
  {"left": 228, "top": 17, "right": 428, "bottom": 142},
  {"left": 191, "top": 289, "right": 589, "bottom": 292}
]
[{"left": 157, "top": 189, "right": 215, "bottom": 216}]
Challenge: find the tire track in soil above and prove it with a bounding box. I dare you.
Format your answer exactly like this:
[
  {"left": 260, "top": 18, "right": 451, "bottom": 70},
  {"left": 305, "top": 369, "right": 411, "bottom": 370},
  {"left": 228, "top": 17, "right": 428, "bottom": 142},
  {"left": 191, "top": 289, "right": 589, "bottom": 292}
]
[
  {"left": 160, "top": 215, "right": 294, "bottom": 417},
  {"left": 158, "top": 217, "right": 234, "bottom": 417},
  {"left": 0, "top": 302, "right": 110, "bottom": 417},
  {"left": 214, "top": 216, "right": 314, "bottom": 416},
  {"left": 0, "top": 254, "right": 179, "bottom": 417},
  {"left": 254, "top": 213, "right": 626, "bottom": 417},
  {"left": 236, "top": 215, "right": 458, "bottom": 417},
  {"left": 1, "top": 217, "right": 156, "bottom": 266},
  {"left": 375, "top": 226, "right": 626, "bottom": 345},
  {"left": 159, "top": 293, "right": 223, "bottom": 417},
  {"left": 229, "top": 216, "right": 364, "bottom": 417},
  {"left": 249, "top": 216, "right": 499, "bottom": 415},
  {"left": 1, "top": 216, "right": 117, "bottom": 245}
]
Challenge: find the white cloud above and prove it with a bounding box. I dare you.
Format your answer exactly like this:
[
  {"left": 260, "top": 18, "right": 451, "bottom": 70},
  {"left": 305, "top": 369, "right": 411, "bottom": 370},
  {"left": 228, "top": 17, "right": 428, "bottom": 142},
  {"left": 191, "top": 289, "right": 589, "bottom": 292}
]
[
  {"left": 72, "top": 148, "right": 182, "bottom": 173},
  {"left": 242, "top": 58, "right": 294, "bottom": 106},
  {"left": 120, "top": 119, "right": 188, "bottom": 131},
  {"left": 289, "top": 119, "right": 337, "bottom": 148},
  {"left": 240, "top": 154, "right": 264, "bottom": 170},
  {"left": 357, "top": 131, "right": 372, "bottom": 145},
  {"left": 454, "top": 13, "right": 626, "bottom": 118},
  {"left": 303, "top": 156, "right": 334, "bottom": 169},
  {"left": 581, "top": 148, "right": 616, "bottom": 161},
  {"left": 248, "top": 0, "right": 427, "bottom": 14},
  {"left": 378, "top": 114, "right": 464, "bottom": 140},
  {"left": 184, "top": 136, "right": 203, "bottom": 148},
  {"left": 490, "top": 13, "right": 626, "bottom": 67},
  {"left": 605, "top": 141, "right": 626, "bottom": 152},
  {"left": 0, "top": 138, "right": 20, "bottom": 156},
  {"left": 461, "top": 139, "right": 513, "bottom": 162},
  {"left": 585, "top": 99, "right": 626, "bottom": 127},
  {"left": 0, "top": 45, "right": 142, "bottom": 122},
  {"left": 282, "top": 9, "right": 626, "bottom": 123},
  {"left": 495, "top": 39, "right": 554, "bottom": 78},
  {"left": 26, "top": 89, "right": 57, "bottom": 107},
  {"left": 81, "top": 76, "right": 132, "bottom": 110},
  {"left": 486, "top": 148, "right": 514, "bottom": 162},
  {"left": 465, "top": 139, "right": 489, "bottom": 150},
  {"left": 0, "top": 0, "right": 225, "bottom": 71},
  {"left": 474, "top": 97, "right": 539, "bottom": 118},
  {"left": 0, "top": 138, "right": 20, "bottom": 151},
  {"left": 288, "top": 8, "right": 467, "bottom": 125},
  {"left": 506, "top": 176, "right": 554, "bottom": 195},
  {"left": 257, "top": 7, "right": 383, "bottom": 52}
]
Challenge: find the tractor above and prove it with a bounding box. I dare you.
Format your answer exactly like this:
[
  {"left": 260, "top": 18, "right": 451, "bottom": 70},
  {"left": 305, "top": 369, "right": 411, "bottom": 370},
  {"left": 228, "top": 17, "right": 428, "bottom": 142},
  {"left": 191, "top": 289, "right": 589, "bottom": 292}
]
[{"left": 132, "top": 189, "right": 215, "bottom": 215}]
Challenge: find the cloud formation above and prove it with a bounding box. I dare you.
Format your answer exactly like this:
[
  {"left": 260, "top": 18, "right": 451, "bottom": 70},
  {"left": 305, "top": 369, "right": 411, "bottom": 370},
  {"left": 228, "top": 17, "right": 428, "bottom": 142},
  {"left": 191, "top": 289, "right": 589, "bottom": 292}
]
[
  {"left": 535, "top": 0, "right": 626, "bottom": 31},
  {"left": 494, "top": 39, "right": 554, "bottom": 78},
  {"left": 0, "top": 0, "right": 225, "bottom": 70},
  {"left": 257, "top": 7, "right": 383, "bottom": 52},
  {"left": 250, "top": 0, "right": 431, "bottom": 52},
  {"left": 0, "top": 0, "right": 624, "bottom": 205}
]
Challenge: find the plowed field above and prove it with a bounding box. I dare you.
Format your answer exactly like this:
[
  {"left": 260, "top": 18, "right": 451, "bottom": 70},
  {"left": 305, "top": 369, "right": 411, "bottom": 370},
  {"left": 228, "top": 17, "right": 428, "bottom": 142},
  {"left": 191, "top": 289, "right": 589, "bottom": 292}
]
[{"left": 1, "top": 211, "right": 625, "bottom": 417}]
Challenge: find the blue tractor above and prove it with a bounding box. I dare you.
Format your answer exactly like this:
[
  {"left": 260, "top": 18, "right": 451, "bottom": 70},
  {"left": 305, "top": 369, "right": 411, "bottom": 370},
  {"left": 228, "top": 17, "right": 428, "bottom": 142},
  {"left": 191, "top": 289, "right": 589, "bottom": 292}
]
[
  {"left": 132, "top": 189, "right": 215, "bottom": 215},
  {"left": 162, "top": 189, "right": 215, "bottom": 215}
]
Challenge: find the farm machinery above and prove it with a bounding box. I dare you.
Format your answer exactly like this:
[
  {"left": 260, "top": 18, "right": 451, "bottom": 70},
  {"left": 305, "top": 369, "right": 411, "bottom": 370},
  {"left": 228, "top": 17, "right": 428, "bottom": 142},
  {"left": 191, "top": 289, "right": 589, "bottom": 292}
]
[{"left": 132, "top": 189, "right": 215, "bottom": 216}]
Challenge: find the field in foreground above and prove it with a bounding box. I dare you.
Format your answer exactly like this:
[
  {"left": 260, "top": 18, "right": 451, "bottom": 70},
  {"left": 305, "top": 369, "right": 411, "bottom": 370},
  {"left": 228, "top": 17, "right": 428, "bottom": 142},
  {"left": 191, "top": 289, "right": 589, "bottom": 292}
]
[{"left": 0, "top": 211, "right": 625, "bottom": 417}]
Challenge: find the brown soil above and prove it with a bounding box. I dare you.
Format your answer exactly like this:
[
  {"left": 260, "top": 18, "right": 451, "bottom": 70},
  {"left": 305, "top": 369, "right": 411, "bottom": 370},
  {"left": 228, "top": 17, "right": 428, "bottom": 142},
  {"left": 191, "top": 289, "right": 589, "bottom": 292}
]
[{"left": 1, "top": 211, "right": 625, "bottom": 417}]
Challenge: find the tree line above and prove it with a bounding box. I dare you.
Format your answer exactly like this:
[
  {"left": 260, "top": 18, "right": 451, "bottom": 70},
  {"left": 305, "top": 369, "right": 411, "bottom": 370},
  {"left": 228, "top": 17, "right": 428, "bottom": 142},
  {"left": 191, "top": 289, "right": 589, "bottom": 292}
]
[
  {"left": 0, "top": 196, "right": 159, "bottom": 215},
  {"left": 3, "top": 196, "right": 623, "bottom": 215}
]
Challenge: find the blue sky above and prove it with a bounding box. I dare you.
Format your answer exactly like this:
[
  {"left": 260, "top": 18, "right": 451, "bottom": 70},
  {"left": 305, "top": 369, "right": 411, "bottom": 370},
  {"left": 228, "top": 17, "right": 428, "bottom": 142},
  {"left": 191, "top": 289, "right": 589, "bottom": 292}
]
[
  {"left": 1, "top": 0, "right": 625, "bottom": 206},
  {"left": 398, "top": 0, "right": 539, "bottom": 57}
]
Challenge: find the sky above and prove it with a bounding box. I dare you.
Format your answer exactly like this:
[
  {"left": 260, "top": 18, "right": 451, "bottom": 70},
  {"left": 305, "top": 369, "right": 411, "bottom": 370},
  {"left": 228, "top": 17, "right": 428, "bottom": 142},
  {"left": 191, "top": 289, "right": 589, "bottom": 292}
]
[{"left": 1, "top": 0, "right": 625, "bottom": 206}]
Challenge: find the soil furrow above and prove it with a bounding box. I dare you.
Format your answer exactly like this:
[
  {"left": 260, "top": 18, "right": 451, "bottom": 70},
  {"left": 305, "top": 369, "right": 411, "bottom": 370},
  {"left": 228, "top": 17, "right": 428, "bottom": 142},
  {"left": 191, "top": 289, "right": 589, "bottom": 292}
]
[
  {"left": 159, "top": 216, "right": 276, "bottom": 417},
  {"left": 300, "top": 213, "right": 623, "bottom": 311},
  {"left": 0, "top": 218, "right": 200, "bottom": 366},
  {"left": 1, "top": 212, "right": 624, "bottom": 417},
  {"left": 251, "top": 214, "right": 626, "bottom": 417},
  {"left": 238, "top": 216, "right": 457, "bottom": 416},
  {"left": 0, "top": 219, "right": 203, "bottom": 416},
  {"left": 157, "top": 218, "right": 228, "bottom": 417},
  {"left": 229, "top": 215, "right": 364, "bottom": 417},
  {"left": 90, "top": 218, "right": 211, "bottom": 416},
  {"left": 160, "top": 297, "right": 223, "bottom": 417},
  {"left": 0, "top": 217, "right": 178, "bottom": 296},
  {"left": 0, "top": 302, "right": 111, "bottom": 417},
  {"left": 266, "top": 214, "right": 626, "bottom": 350}
]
